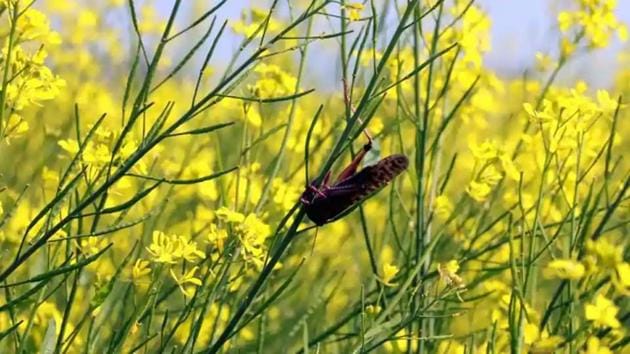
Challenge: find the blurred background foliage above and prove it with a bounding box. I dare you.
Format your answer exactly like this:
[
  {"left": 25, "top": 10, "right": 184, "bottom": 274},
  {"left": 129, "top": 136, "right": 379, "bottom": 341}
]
[{"left": 0, "top": 0, "right": 628, "bottom": 352}]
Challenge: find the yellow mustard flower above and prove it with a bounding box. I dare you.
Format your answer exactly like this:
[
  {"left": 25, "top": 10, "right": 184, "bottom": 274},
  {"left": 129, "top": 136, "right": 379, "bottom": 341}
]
[
  {"left": 479, "top": 164, "right": 503, "bottom": 186},
  {"left": 535, "top": 52, "right": 555, "bottom": 71},
  {"left": 207, "top": 223, "right": 228, "bottom": 251},
  {"left": 596, "top": 89, "right": 620, "bottom": 113},
  {"left": 344, "top": 3, "right": 364, "bottom": 21},
  {"left": 434, "top": 195, "right": 453, "bottom": 219},
  {"left": 523, "top": 101, "right": 555, "bottom": 124},
  {"left": 469, "top": 139, "right": 499, "bottom": 161},
  {"left": 499, "top": 153, "right": 521, "bottom": 181},
  {"left": 80, "top": 236, "right": 107, "bottom": 255},
  {"left": 466, "top": 180, "right": 492, "bottom": 202},
  {"left": 172, "top": 236, "right": 206, "bottom": 263},
  {"left": 384, "top": 328, "right": 417, "bottom": 353},
  {"left": 16, "top": 7, "right": 62, "bottom": 44},
  {"left": 216, "top": 208, "right": 271, "bottom": 268},
  {"left": 170, "top": 266, "right": 203, "bottom": 298},
  {"left": 271, "top": 178, "right": 301, "bottom": 212},
  {"left": 4, "top": 113, "right": 29, "bottom": 140},
  {"left": 232, "top": 7, "right": 282, "bottom": 38},
  {"left": 586, "top": 238, "right": 623, "bottom": 268},
  {"left": 365, "top": 304, "right": 381, "bottom": 315},
  {"left": 380, "top": 262, "right": 399, "bottom": 287},
  {"left": 244, "top": 106, "right": 263, "bottom": 127},
  {"left": 612, "top": 262, "right": 629, "bottom": 296},
  {"left": 237, "top": 213, "right": 272, "bottom": 268},
  {"left": 248, "top": 63, "right": 297, "bottom": 98},
  {"left": 543, "top": 259, "right": 586, "bottom": 280},
  {"left": 438, "top": 260, "right": 465, "bottom": 288},
  {"left": 524, "top": 321, "right": 565, "bottom": 352},
  {"left": 146, "top": 231, "right": 179, "bottom": 264},
  {"left": 216, "top": 207, "right": 246, "bottom": 223},
  {"left": 585, "top": 293, "right": 621, "bottom": 328},
  {"left": 561, "top": 37, "right": 576, "bottom": 57},
  {"left": 584, "top": 337, "right": 613, "bottom": 354},
  {"left": 132, "top": 259, "right": 151, "bottom": 281}
]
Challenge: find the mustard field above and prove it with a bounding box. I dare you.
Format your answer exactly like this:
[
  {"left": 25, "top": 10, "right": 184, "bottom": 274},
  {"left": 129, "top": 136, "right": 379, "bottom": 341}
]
[{"left": 0, "top": 0, "right": 628, "bottom": 352}]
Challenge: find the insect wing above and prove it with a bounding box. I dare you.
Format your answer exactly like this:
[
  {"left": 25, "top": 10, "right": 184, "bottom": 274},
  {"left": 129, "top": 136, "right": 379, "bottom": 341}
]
[
  {"left": 305, "top": 154, "right": 408, "bottom": 225},
  {"left": 338, "top": 154, "right": 408, "bottom": 202}
]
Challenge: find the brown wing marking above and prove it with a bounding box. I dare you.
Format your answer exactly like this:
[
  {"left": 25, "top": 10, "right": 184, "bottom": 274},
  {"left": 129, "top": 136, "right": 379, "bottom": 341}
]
[{"left": 350, "top": 154, "right": 409, "bottom": 203}]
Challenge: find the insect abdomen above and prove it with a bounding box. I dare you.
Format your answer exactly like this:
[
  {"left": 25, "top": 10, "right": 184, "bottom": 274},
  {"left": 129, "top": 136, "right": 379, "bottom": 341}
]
[{"left": 351, "top": 154, "right": 408, "bottom": 202}]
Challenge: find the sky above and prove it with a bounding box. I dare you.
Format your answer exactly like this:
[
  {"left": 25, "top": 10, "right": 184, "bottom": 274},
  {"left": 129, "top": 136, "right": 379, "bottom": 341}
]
[
  {"left": 158, "top": 0, "right": 630, "bottom": 90},
  {"left": 479, "top": 0, "right": 630, "bottom": 88}
]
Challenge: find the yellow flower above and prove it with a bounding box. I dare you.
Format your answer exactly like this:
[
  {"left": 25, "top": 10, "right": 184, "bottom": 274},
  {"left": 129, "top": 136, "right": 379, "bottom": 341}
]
[
  {"left": 585, "top": 294, "right": 620, "bottom": 328},
  {"left": 216, "top": 208, "right": 271, "bottom": 268},
  {"left": 248, "top": 63, "right": 297, "bottom": 98},
  {"left": 543, "top": 259, "right": 585, "bottom": 280},
  {"left": 58, "top": 139, "right": 80, "bottom": 155},
  {"left": 146, "top": 231, "right": 179, "bottom": 264},
  {"left": 479, "top": 164, "right": 503, "bottom": 186},
  {"left": 244, "top": 106, "right": 262, "bottom": 127},
  {"left": 170, "top": 266, "right": 203, "bottom": 298},
  {"left": 469, "top": 139, "right": 499, "bottom": 161},
  {"left": 585, "top": 238, "right": 623, "bottom": 268},
  {"left": 17, "top": 8, "right": 62, "bottom": 44},
  {"left": 499, "top": 153, "right": 521, "bottom": 181},
  {"left": 207, "top": 223, "right": 228, "bottom": 251},
  {"left": 523, "top": 101, "right": 555, "bottom": 124},
  {"left": 561, "top": 37, "right": 576, "bottom": 57},
  {"left": 365, "top": 304, "right": 381, "bottom": 315},
  {"left": 232, "top": 7, "right": 282, "bottom": 38},
  {"left": 271, "top": 178, "right": 301, "bottom": 212},
  {"left": 584, "top": 337, "right": 613, "bottom": 354},
  {"left": 612, "top": 262, "right": 630, "bottom": 295},
  {"left": 558, "top": 11, "right": 573, "bottom": 32},
  {"left": 524, "top": 321, "right": 564, "bottom": 352},
  {"left": 79, "top": 236, "right": 106, "bottom": 255},
  {"left": 132, "top": 259, "right": 151, "bottom": 280},
  {"left": 596, "top": 89, "right": 619, "bottom": 113},
  {"left": 437, "top": 261, "right": 465, "bottom": 288},
  {"left": 5, "top": 113, "right": 29, "bottom": 139},
  {"left": 535, "top": 52, "right": 554, "bottom": 71},
  {"left": 380, "top": 262, "right": 399, "bottom": 286},
  {"left": 216, "top": 207, "right": 246, "bottom": 223},
  {"left": 383, "top": 328, "right": 417, "bottom": 352},
  {"left": 344, "top": 3, "right": 364, "bottom": 21},
  {"left": 172, "top": 236, "right": 206, "bottom": 263},
  {"left": 557, "top": 0, "right": 626, "bottom": 48},
  {"left": 434, "top": 195, "right": 453, "bottom": 219},
  {"left": 237, "top": 213, "right": 272, "bottom": 268},
  {"left": 466, "top": 180, "right": 492, "bottom": 202}
]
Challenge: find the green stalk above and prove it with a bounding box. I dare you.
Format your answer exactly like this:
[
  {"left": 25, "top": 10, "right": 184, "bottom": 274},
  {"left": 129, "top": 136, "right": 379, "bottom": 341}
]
[{"left": 0, "top": 1, "right": 19, "bottom": 139}]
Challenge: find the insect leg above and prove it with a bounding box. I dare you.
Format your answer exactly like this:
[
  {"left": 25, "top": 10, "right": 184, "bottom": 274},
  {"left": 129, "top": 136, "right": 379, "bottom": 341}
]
[
  {"left": 308, "top": 185, "right": 327, "bottom": 198},
  {"left": 334, "top": 131, "right": 373, "bottom": 183},
  {"left": 322, "top": 170, "right": 331, "bottom": 187},
  {"left": 337, "top": 78, "right": 376, "bottom": 182}
]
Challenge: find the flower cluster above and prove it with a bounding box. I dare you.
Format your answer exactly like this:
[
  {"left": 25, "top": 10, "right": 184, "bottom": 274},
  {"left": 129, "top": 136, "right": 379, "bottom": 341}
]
[
  {"left": 213, "top": 207, "right": 272, "bottom": 269},
  {"left": 0, "top": 5, "right": 65, "bottom": 141}
]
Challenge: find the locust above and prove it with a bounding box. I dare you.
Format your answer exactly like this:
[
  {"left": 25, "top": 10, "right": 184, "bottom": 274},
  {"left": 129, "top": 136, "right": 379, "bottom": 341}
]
[{"left": 300, "top": 132, "right": 408, "bottom": 226}]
